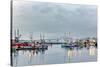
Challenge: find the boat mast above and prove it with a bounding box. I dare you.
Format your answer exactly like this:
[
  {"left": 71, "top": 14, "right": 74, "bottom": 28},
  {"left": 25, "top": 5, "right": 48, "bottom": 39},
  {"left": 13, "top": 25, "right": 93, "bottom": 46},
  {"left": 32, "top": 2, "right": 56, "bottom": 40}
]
[
  {"left": 30, "top": 33, "right": 33, "bottom": 42},
  {"left": 14, "top": 29, "right": 21, "bottom": 42}
]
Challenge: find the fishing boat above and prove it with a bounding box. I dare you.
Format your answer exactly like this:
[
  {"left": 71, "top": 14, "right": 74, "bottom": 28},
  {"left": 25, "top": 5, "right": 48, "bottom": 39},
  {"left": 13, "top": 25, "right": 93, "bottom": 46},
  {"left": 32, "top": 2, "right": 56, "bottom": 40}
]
[
  {"left": 16, "top": 45, "right": 48, "bottom": 50},
  {"left": 61, "top": 43, "right": 76, "bottom": 48},
  {"left": 12, "top": 29, "right": 48, "bottom": 50},
  {"left": 38, "top": 45, "right": 48, "bottom": 49}
]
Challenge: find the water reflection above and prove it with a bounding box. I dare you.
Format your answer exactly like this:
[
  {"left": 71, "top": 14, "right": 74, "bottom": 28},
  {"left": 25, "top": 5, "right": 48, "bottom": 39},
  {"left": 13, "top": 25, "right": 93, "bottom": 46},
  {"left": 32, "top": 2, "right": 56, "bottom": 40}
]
[
  {"left": 12, "top": 44, "right": 97, "bottom": 66},
  {"left": 67, "top": 48, "right": 74, "bottom": 63},
  {"left": 89, "top": 46, "right": 96, "bottom": 56}
]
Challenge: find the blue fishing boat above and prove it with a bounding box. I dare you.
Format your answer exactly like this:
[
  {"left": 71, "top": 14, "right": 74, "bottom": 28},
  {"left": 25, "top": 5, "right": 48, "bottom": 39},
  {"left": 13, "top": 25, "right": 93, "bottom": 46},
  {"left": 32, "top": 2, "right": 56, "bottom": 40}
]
[{"left": 61, "top": 43, "right": 76, "bottom": 48}]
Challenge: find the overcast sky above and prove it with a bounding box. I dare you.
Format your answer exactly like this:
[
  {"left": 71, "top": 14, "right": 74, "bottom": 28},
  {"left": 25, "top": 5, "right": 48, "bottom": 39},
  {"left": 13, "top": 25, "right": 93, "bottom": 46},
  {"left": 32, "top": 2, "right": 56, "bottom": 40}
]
[{"left": 12, "top": 1, "right": 97, "bottom": 40}]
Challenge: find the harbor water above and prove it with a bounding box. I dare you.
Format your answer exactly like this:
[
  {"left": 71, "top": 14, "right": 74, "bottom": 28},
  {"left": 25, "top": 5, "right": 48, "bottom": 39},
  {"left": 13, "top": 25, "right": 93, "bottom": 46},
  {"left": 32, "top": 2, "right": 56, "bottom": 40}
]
[{"left": 12, "top": 44, "right": 97, "bottom": 66}]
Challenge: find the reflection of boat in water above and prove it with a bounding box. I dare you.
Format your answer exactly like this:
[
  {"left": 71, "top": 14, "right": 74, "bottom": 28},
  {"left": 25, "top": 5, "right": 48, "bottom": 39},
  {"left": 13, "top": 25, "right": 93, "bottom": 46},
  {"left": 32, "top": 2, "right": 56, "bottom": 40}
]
[{"left": 89, "top": 46, "right": 96, "bottom": 56}]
